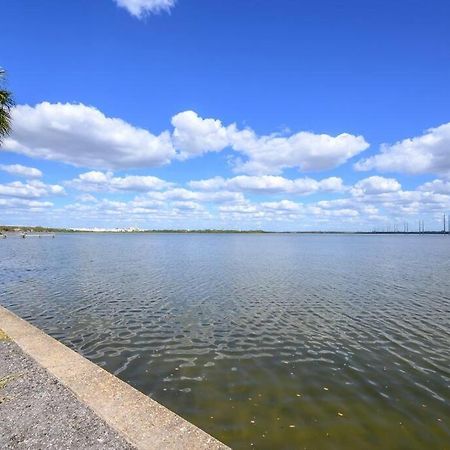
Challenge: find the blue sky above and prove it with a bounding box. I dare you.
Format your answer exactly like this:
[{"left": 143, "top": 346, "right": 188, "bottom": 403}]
[{"left": 1, "top": 0, "right": 450, "bottom": 230}]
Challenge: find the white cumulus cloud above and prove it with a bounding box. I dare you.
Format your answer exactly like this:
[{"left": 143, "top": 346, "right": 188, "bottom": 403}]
[
  {"left": 3, "top": 104, "right": 370, "bottom": 176},
  {"left": 2, "top": 102, "right": 175, "bottom": 170},
  {"left": 419, "top": 179, "right": 450, "bottom": 194},
  {"left": 351, "top": 176, "right": 402, "bottom": 196},
  {"left": 0, "top": 180, "right": 65, "bottom": 199},
  {"left": 355, "top": 122, "right": 450, "bottom": 176},
  {"left": 189, "top": 175, "right": 345, "bottom": 195},
  {"left": 0, "top": 198, "right": 53, "bottom": 210},
  {"left": 172, "top": 111, "right": 369, "bottom": 174},
  {"left": 70, "top": 171, "right": 172, "bottom": 192},
  {"left": 114, "top": 0, "right": 176, "bottom": 18},
  {"left": 143, "top": 187, "right": 244, "bottom": 204},
  {"left": 172, "top": 111, "right": 233, "bottom": 160},
  {"left": 260, "top": 200, "right": 302, "bottom": 212},
  {"left": 0, "top": 164, "right": 43, "bottom": 178},
  {"left": 231, "top": 129, "right": 369, "bottom": 175}
]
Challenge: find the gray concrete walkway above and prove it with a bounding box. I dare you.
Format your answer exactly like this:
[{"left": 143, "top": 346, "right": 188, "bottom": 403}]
[{"left": 0, "top": 330, "right": 134, "bottom": 449}]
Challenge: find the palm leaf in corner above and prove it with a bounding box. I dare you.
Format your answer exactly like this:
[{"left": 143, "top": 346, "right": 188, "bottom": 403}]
[{"left": 0, "top": 69, "right": 14, "bottom": 145}]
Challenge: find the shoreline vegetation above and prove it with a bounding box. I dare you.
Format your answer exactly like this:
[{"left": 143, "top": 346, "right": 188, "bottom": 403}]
[{"left": 1, "top": 225, "right": 449, "bottom": 235}]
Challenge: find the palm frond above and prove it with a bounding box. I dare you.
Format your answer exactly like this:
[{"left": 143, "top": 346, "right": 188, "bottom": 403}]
[{"left": 0, "top": 69, "right": 14, "bottom": 144}]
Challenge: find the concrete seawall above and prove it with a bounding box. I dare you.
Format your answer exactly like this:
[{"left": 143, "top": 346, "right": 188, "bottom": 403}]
[{"left": 0, "top": 306, "right": 230, "bottom": 449}]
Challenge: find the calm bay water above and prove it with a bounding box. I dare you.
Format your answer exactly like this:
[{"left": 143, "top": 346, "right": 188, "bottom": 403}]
[{"left": 1, "top": 233, "right": 449, "bottom": 449}]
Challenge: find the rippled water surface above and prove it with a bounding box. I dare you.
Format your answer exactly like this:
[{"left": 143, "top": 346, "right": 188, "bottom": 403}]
[{"left": 1, "top": 233, "right": 449, "bottom": 449}]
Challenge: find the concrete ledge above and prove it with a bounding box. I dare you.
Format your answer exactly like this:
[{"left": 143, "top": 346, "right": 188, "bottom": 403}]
[{"left": 0, "top": 306, "right": 230, "bottom": 450}]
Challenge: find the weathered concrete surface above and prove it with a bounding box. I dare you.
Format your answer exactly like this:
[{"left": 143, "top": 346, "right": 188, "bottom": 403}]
[
  {"left": 0, "top": 306, "right": 230, "bottom": 450},
  {"left": 0, "top": 332, "right": 134, "bottom": 449}
]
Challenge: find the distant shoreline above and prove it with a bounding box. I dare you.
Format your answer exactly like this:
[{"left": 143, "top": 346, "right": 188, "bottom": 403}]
[{"left": 1, "top": 225, "right": 449, "bottom": 235}]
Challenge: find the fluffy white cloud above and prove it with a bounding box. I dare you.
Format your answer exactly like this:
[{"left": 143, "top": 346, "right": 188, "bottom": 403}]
[
  {"left": 311, "top": 206, "right": 360, "bottom": 217},
  {"left": 41, "top": 175, "right": 450, "bottom": 229},
  {"left": 172, "top": 111, "right": 369, "bottom": 174},
  {"left": 351, "top": 176, "right": 401, "bottom": 196},
  {"left": 217, "top": 197, "right": 361, "bottom": 222},
  {"left": 91, "top": 183, "right": 447, "bottom": 225},
  {"left": 171, "top": 200, "right": 204, "bottom": 211},
  {"left": 218, "top": 202, "right": 263, "bottom": 216},
  {"left": 355, "top": 122, "right": 450, "bottom": 176},
  {"left": 144, "top": 187, "right": 244, "bottom": 204},
  {"left": 77, "top": 193, "right": 98, "bottom": 203},
  {"left": 260, "top": 200, "right": 302, "bottom": 212},
  {"left": 0, "top": 180, "right": 65, "bottom": 199},
  {"left": 3, "top": 104, "right": 369, "bottom": 175},
  {"left": 187, "top": 176, "right": 226, "bottom": 191},
  {"left": 419, "top": 179, "right": 450, "bottom": 194},
  {"left": 172, "top": 111, "right": 232, "bottom": 160},
  {"left": 70, "top": 171, "right": 172, "bottom": 192},
  {"left": 0, "top": 198, "right": 53, "bottom": 210},
  {"left": 64, "top": 196, "right": 212, "bottom": 224},
  {"left": 114, "top": 0, "right": 176, "bottom": 18},
  {"left": 231, "top": 130, "right": 369, "bottom": 175},
  {"left": 227, "top": 176, "right": 295, "bottom": 193},
  {"left": 189, "top": 175, "right": 345, "bottom": 194},
  {"left": 314, "top": 176, "right": 450, "bottom": 219},
  {"left": 3, "top": 102, "right": 175, "bottom": 170},
  {"left": 0, "top": 164, "right": 42, "bottom": 178}
]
